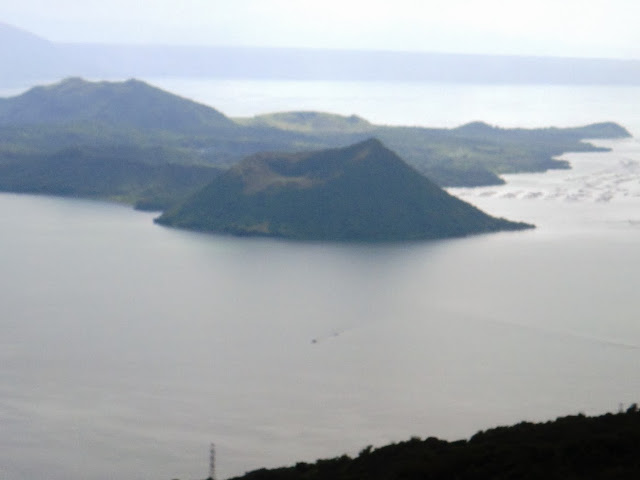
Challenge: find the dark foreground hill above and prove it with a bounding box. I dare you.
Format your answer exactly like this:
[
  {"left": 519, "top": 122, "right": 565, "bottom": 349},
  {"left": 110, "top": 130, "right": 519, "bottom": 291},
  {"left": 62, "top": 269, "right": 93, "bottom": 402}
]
[
  {"left": 226, "top": 406, "right": 640, "bottom": 480},
  {"left": 156, "top": 139, "right": 532, "bottom": 241}
]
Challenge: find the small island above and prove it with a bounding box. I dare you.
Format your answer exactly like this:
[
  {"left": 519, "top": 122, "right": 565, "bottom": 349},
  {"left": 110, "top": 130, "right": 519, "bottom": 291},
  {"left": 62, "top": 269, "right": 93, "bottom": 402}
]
[{"left": 156, "top": 138, "right": 532, "bottom": 241}]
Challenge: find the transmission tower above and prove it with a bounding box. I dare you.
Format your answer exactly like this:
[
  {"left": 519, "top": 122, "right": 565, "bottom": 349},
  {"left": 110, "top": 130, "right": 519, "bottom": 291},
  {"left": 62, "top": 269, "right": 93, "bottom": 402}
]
[{"left": 208, "top": 443, "right": 216, "bottom": 480}]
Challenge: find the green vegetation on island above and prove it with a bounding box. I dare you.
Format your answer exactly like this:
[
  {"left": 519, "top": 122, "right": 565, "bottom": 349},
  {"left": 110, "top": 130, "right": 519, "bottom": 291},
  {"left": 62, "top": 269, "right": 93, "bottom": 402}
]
[
  {"left": 0, "top": 77, "right": 235, "bottom": 132},
  {"left": 225, "top": 406, "right": 640, "bottom": 480},
  {"left": 239, "top": 112, "right": 630, "bottom": 186},
  {"left": 156, "top": 138, "right": 532, "bottom": 241},
  {"left": 0, "top": 77, "right": 631, "bottom": 226}
]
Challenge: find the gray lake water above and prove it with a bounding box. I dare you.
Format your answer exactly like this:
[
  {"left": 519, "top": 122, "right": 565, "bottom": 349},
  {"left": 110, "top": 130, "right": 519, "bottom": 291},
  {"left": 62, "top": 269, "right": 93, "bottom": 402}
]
[{"left": 1, "top": 81, "right": 640, "bottom": 480}]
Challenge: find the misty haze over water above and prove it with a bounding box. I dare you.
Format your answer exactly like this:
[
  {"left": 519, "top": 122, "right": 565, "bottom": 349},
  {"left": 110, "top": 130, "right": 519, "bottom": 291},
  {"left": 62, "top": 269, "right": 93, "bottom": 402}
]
[{"left": 1, "top": 80, "right": 640, "bottom": 480}]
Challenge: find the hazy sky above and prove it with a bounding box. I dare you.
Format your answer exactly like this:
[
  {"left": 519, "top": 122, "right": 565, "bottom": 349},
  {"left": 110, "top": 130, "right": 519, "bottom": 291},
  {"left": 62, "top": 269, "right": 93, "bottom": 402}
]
[{"left": 2, "top": 0, "right": 639, "bottom": 59}]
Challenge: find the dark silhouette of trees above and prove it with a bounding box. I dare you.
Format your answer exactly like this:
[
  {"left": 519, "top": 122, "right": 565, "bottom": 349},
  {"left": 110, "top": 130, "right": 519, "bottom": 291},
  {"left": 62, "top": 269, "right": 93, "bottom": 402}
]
[{"left": 229, "top": 407, "right": 640, "bottom": 480}]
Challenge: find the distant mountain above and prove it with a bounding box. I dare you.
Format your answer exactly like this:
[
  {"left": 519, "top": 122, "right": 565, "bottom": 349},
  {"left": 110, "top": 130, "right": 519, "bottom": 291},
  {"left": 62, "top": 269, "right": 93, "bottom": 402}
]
[
  {"left": 451, "top": 120, "right": 631, "bottom": 140},
  {"left": 0, "top": 22, "right": 51, "bottom": 54},
  {"left": 0, "top": 77, "right": 235, "bottom": 132},
  {"left": 3, "top": 23, "right": 640, "bottom": 87},
  {"left": 156, "top": 139, "right": 532, "bottom": 241},
  {"left": 0, "top": 77, "right": 238, "bottom": 208},
  {"left": 236, "top": 111, "right": 376, "bottom": 133},
  {"left": 0, "top": 23, "right": 83, "bottom": 86}
]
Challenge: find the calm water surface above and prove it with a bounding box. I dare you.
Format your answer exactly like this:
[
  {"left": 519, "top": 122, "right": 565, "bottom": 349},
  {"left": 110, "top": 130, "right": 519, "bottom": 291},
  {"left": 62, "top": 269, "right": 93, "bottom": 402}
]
[
  {"left": 1, "top": 81, "right": 640, "bottom": 480},
  {"left": 146, "top": 78, "right": 640, "bottom": 136}
]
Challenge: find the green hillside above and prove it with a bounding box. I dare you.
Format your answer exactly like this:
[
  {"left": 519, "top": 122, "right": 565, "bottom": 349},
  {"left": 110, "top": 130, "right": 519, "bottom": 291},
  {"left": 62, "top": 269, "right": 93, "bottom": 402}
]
[
  {"left": 0, "top": 77, "right": 236, "bottom": 132},
  {"left": 0, "top": 78, "right": 238, "bottom": 208},
  {"left": 236, "top": 111, "right": 376, "bottom": 133},
  {"left": 238, "top": 112, "right": 631, "bottom": 187},
  {"left": 156, "top": 139, "right": 532, "bottom": 241},
  {"left": 0, "top": 78, "right": 632, "bottom": 210},
  {"left": 0, "top": 146, "right": 222, "bottom": 209}
]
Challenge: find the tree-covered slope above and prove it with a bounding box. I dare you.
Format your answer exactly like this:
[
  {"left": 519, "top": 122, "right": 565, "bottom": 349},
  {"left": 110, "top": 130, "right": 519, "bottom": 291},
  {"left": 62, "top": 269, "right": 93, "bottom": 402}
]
[
  {"left": 0, "top": 146, "right": 222, "bottom": 209},
  {"left": 0, "top": 78, "right": 632, "bottom": 211},
  {"left": 235, "top": 111, "right": 376, "bottom": 134},
  {"left": 156, "top": 138, "right": 532, "bottom": 241},
  {"left": 228, "top": 406, "right": 640, "bottom": 480},
  {"left": 239, "top": 113, "right": 631, "bottom": 187},
  {"left": 0, "top": 77, "right": 236, "bottom": 133},
  {"left": 0, "top": 78, "right": 238, "bottom": 207}
]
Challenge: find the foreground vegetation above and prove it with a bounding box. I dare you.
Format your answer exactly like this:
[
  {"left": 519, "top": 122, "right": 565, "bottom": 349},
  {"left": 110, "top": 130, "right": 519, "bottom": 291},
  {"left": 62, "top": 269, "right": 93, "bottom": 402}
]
[{"left": 224, "top": 406, "right": 640, "bottom": 480}]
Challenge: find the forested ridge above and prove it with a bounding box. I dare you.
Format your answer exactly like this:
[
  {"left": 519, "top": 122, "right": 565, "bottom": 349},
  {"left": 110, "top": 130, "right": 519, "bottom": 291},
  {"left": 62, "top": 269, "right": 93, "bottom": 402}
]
[
  {"left": 223, "top": 406, "right": 640, "bottom": 480},
  {"left": 0, "top": 79, "right": 630, "bottom": 206}
]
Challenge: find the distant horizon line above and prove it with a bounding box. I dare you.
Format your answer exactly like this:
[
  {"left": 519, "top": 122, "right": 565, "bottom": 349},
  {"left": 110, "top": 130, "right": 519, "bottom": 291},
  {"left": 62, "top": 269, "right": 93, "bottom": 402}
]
[
  {"left": 60, "top": 42, "right": 640, "bottom": 63},
  {"left": 3, "top": 21, "right": 640, "bottom": 88},
  {"left": 3, "top": 21, "right": 639, "bottom": 63}
]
